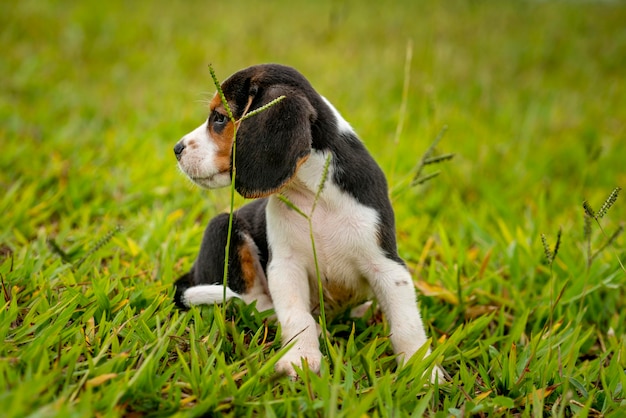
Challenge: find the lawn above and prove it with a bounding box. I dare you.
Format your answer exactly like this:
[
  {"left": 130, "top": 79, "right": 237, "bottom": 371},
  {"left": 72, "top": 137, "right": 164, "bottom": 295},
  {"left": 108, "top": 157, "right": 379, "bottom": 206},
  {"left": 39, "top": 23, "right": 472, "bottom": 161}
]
[{"left": 2, "top": 0, "right": 626, "bottom": 416}]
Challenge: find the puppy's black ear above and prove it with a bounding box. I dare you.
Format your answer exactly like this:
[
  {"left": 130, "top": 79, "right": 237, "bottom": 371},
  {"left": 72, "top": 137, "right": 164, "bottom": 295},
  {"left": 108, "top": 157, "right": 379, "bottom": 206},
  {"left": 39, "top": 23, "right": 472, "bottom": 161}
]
[{"left": 234, "top": 86, "right": 314, "bottom": 198}]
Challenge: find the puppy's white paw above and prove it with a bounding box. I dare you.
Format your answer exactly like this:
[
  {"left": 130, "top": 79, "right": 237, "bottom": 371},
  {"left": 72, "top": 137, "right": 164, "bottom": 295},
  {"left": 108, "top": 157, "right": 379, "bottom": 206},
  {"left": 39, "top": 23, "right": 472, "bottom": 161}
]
[
  {"left": 275, "top": 347, "right": 322, "bottom": 378},
  {"left": 430, "top": 365, "right": 446, "bottom": 384}
]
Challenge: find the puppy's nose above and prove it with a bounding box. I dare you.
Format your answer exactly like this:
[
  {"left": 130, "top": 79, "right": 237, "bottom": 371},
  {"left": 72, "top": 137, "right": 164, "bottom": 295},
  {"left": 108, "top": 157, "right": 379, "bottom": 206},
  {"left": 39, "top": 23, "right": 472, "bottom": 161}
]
[{"left": 173, "top": 142, "right": 186, "bottom": 160}]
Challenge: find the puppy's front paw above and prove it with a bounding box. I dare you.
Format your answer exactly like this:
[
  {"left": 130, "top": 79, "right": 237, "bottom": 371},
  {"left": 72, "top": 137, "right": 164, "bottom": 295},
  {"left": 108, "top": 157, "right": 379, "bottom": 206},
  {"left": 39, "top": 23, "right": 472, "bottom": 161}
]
[{"left": 275, "top": 347, "right": 322, "bottom": 378}]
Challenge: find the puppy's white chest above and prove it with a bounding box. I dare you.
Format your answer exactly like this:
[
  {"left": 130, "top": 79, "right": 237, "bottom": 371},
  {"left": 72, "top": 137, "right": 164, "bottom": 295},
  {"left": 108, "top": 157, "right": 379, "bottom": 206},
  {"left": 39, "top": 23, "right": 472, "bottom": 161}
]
[{"left": 267, "top": 181, "right": 381, "bottom": 312}]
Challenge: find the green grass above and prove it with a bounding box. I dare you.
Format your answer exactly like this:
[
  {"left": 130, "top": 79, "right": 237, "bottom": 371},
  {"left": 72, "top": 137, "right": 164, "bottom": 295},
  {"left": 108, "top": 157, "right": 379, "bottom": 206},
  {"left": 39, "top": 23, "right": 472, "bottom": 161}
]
[{"left": 2, "top": 0, "right": 626, "bottom": 416}]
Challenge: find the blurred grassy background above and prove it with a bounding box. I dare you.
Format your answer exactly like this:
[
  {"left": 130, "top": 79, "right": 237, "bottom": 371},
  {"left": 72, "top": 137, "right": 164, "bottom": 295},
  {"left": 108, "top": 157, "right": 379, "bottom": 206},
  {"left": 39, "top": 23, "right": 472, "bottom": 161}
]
[
  {"left": 3, "top": 0, "right": 625, "bottom": 235},
  {"left": 2, "top": 0, "right": 626, "bottom": 415},
  {"left": 3, "top": 0, "right": 625, "bottom": 299}
]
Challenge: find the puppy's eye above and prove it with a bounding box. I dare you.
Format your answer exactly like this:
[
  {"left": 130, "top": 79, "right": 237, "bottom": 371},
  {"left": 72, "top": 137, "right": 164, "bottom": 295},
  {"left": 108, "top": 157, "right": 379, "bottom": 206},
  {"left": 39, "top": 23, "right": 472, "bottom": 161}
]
[{"left": 212, "top": 111, "right": 228, "bottom": 126}]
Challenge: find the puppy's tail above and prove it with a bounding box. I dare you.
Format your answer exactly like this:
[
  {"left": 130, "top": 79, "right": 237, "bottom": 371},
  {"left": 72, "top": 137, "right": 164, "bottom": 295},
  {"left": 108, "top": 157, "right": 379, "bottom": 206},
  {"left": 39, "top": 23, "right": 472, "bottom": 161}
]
[{"left": 174, "top": 272, "right": 241, "bottom": 309}]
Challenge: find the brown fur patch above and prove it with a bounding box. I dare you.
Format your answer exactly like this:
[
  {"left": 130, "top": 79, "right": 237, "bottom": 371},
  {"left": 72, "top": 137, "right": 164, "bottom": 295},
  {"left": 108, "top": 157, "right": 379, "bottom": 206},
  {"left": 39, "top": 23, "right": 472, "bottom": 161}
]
[
  {"left": 209, "top": 93, "right": 224, "bottom": 112},
  {"left": 322, "top": 277, "right": 365, "bottom": 314},
  {"left": 238, "top": 240, "right": 260, "bottom": 292}
]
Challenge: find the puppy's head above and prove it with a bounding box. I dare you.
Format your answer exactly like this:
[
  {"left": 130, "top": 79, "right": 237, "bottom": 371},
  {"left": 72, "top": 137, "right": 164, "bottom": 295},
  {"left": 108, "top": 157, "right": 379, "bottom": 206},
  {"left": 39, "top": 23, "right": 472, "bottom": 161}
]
[{"left": 174, "top": 64, "right": 317, "bottom": 198}]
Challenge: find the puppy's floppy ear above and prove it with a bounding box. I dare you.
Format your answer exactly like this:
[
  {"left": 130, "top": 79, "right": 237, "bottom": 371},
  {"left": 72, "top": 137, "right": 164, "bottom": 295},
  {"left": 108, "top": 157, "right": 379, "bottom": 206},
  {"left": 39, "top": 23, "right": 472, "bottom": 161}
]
[{"left": 234, "top": 86, "right": 314, "bottom": 198}]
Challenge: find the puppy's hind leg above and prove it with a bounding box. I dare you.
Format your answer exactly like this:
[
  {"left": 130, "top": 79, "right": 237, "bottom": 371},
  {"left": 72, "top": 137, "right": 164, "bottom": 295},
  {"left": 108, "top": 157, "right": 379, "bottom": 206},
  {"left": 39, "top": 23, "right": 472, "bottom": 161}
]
[
  {"left": 363, "top": 258, "right": 444, "bottom": 383},
  {"left": 174, "top": 212, "right": 271, "bottom": 310}
]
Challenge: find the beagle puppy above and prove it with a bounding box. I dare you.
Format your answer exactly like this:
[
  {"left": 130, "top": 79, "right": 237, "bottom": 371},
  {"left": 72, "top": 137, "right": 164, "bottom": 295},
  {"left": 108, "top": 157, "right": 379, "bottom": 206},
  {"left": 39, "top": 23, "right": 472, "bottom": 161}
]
[{"left": 173, "top": 64, "right": 439, "bottom": 380}]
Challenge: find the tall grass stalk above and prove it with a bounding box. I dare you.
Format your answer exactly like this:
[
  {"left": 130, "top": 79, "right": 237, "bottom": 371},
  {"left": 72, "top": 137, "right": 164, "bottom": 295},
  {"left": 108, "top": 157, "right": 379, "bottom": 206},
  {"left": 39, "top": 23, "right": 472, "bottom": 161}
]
[
  {"left": 390, "top": 125, "right": 454, "bottom": 197},
  {"left": 540, "top": 228, "right": 562, "bottom": 377},
  {"left": 209, "top": 65, "right": 237, "bottom": 304},
  {"left": 208, "top": 64, "right": 285, "bottom": 303},
  {"left": 389, "top": 39, "right": 413, "bottom": 186},
  {"left": 277, "top": 154, "right": 333, "bottom": 356},
  {"left": 211, "top": 63, "right": 330, "bottom": 372},
  {"left": 411, "top": 125, "right": 454, "bottom": 187}
]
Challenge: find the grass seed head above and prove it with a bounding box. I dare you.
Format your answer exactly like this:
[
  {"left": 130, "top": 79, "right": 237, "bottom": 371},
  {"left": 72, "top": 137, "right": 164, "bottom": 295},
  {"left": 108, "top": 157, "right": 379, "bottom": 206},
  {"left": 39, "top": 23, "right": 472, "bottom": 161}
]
[
  {"left": 596, "top": 187, "right": 621, "bottom": 219},
  {"left": 552, "top": 228, "right": 562, "bottom": 262},
  {"left": 541, "top": 233, "right": 553, "bottom": 262}
]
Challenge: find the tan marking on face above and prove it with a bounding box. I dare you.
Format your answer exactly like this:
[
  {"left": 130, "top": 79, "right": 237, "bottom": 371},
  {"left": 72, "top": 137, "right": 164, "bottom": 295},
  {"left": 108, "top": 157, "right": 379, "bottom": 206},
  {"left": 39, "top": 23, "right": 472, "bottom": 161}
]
[
  {"left": 209, "top": 93, "right": 223, "bottom": 111},
  {"left": 208, "top": 93, "right": 235, "bottom": 173}
]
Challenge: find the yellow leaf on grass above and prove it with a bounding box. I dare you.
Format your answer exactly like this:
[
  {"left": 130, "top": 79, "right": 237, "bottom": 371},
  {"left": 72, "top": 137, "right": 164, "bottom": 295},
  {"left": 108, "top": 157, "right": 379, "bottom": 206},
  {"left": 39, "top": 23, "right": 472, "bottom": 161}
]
[
  {"left": 478, "top": 248, "right": 492, "bottom": 279},
  {"left": 466, "top": 246, "right": 480, "bottom": 263},
  {"left": 521, "top": 385, "right": 559, "bottom": 405},
  {"left": 417, "top": 236, "right": 435, "bottom": 271},
  {"left": 167, "top": 209, "right": 185, "bottom": 223},
  {"left": 27, "top": 200, "right": 50, "bottom": 217},
  {"left": 84, "top": 317, "right": 95, "bottom": 345},
  {"left": 86, "top": 373, "right": 117, "bottom": 388},
  {"left": 496, "top": 218, "right": 513, "bottom": 244},
  {"left": 180, "top": 396, "right": 197, "bottom": 406},
  {"left": 114, "top": 299, "right": 129, "bottom": 311},
  {"left": 415, "top": 281, "right": 458, "bottom": 305},
  {"left": 474, "top": 389, "right": 493, "bottom": 402},
  {"left": 126, "top": 237, "right": 141, "bottom": 257},
  {"left": 465, "top": 305, "right": 498, "bottom": 319}
]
